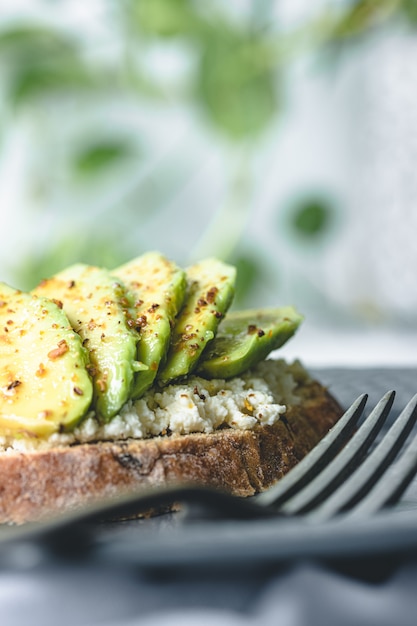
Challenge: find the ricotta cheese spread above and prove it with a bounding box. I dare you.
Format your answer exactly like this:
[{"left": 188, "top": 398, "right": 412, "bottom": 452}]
[{"left": 0, "top": 359, "right": 309, "bottom": 452}]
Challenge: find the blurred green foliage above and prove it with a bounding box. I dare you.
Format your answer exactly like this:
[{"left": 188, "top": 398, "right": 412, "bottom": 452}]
[
  {"left": 402, "top": 0, "right": 417, "bottom": 23},
  {"left": 0, "top": 25, "right": 92, "bottom": 106},
  {"left": 128, "top": 0, "right": 200, "bottom": 38},
  {"left": 1, "top": 1, "right": 413, "bottom": 136},
  {"left": 290, "top": 198, "right": 333, "bottom": 239},
  {"left": 0, "top": 24, "right": 76, "bottom": 59},
  {"left": 196, "top": 31, "right": 277, "bottom": 139},
  {"left": 0, "top": 0, "right": 415, "bottom": 296},
  {"left": 11, "top": 60, "right": 91, "bottom": 106},
  {"left": 127, "top": 0, "right": 278, "bottom": 139},
  {"left": 328, "top": 0, "right": 398, "bottom": 40},
  {"left": 73, "top": 140, "right": 136, "bottom": 177}
]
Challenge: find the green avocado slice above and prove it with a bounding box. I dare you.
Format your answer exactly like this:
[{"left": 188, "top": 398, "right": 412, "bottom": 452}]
[
  {"left": 157, "top": 258, "right": 236, "bottom": 384},
  {"left": 33, "top": 264, "right": 139, "bottom": 422},
  {"left": 196, "top": 306, "right": 303, "bottom": 379},
  {"left": 0, "top": 283, "right": 93, "bottom": 437},
  {"left": 114, "top": 251, "right": 187, "bottom": 398}
]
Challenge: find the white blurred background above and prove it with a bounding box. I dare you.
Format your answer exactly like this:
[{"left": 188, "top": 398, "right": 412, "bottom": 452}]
[{"left": 1, "top": 0, "right": 417, "bottom": 367}]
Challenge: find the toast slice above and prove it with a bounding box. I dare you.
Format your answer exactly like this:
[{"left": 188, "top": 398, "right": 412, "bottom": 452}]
[{"left": 0, "top": 365, "right": 342, "bottom": 524}]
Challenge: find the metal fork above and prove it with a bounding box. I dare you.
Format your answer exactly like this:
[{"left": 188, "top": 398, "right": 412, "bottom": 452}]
[{"left": 2, "top": 389, "right": 417, "bottom": 551}]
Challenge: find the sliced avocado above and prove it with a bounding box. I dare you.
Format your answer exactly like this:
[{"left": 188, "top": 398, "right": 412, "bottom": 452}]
[
  {"left": 114, "top": 251, "right": 187, "bottom": 398},
  {"left": 0, "top": 283, "right": 93, "bottom": 437},
  {"left": 157, "top": 258, "right": 236, "bottom": 384},
  {"left": 33, "top": 264, "right": 139, "bottom": 422},
  {"left": 196, "top": 306, "right": 303, "bottom": 379}
]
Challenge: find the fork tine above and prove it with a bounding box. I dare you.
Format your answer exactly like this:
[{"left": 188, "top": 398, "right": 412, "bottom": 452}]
[
  {"left": 255, "top": 393, "right": 368, "bottom": 508},
  {"left": 276, "top": 390, "right": 395, "bottom": 515},
  {"left": 310, "top": 393, "right": 417, "bottom": 521},
  {"left": 342, "top": 393, "right": 417, "bottom": 519}
]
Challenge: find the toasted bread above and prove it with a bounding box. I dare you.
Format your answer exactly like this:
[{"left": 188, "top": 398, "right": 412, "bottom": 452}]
[
  {"left": 0, "top": 373, "right": 342, "bottom": 524},
  {"left": 0, "top": 254, "right": 342, "bottom": 524}
]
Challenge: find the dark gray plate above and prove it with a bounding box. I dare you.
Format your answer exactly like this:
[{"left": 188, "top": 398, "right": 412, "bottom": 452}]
[{"left": 2, "top": 367, "right": 417, "bottom": 570}]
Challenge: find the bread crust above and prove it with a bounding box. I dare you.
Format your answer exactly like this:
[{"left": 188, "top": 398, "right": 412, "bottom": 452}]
[{"left": 0, "top": 380, "right": 342, "bottom": 524}]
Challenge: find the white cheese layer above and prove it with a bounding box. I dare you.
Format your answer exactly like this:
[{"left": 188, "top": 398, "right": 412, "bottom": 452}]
[{"left": 0, "top": 359, "right": 309, "bottom": 452}]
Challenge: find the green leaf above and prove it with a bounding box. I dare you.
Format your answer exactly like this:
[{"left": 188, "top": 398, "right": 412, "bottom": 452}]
[
  {"left": 328, "top": 0, "right": 395, "bottom": 40},
  {"left": 0, "top": 24, "right": 94, "bottom": 106},
  {"left": 73, "top": 140, "right": 135, "bottom": 176},
  {"left": 196, "top": 31, "right": 278, "bottom": 139},
  {"left": 128, "top": 0, "right": 199, "bottom": 38},
  {"left": 402, "top": 0, "right": 417, "bottom": 25},
  {"left": 0, "top": 24, "right": 77, "bottom": 59},
  {"left": 10, "top": 60, "right": 92, "bottom": 106},
  {"left": 290, "top": 199, "right": 333, "bottom": 238}
]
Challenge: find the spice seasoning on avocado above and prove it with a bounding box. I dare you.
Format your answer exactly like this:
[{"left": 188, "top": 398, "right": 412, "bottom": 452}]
[
  {"left": 36, "top": 363, "right": 46, "bottom": 377},
  {"left": 7, "top": 380, "right": 21, "bottom": 391},
  {"left": 48, "top": 340, "right": 69, "bottom": 360},
  {"left": 135, "top": 315, "right": 148, "bottom": 329},
  {"left": 206, "top": 287, "right": 218, "bottom": 303},
  {"left": 96, "top": 379, "right": 107, "bottom": 392},
  {"left": 86, "top": 364, "right": 97, "bottom": 377}
]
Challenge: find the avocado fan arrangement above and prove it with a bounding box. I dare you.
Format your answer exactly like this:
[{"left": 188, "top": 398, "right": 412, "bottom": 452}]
[{"left": 0, "top": 252, "right": 303, "bottom": 438}]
